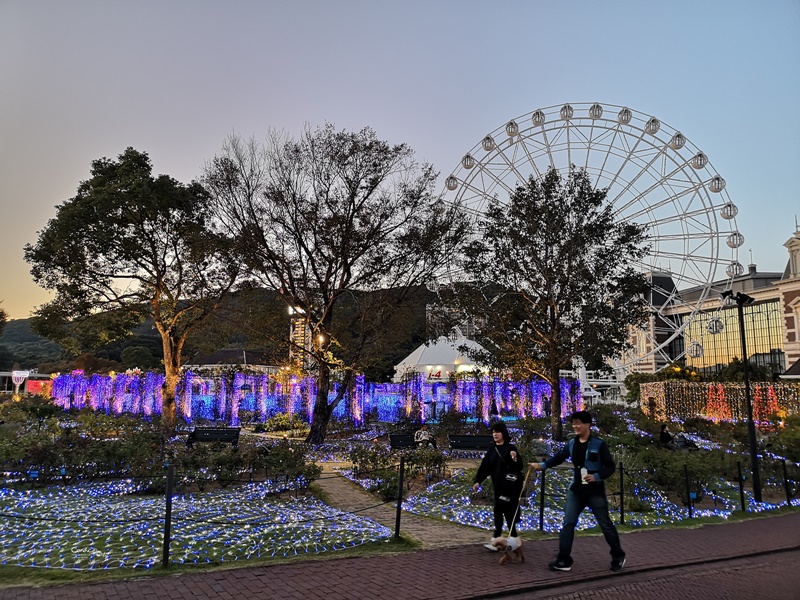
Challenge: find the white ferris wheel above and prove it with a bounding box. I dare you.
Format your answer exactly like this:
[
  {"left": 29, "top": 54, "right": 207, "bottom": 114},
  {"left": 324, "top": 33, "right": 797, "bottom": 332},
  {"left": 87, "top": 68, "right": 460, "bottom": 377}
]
[{"left": 439, "top": 102, "right": 743, "bottom": 370}]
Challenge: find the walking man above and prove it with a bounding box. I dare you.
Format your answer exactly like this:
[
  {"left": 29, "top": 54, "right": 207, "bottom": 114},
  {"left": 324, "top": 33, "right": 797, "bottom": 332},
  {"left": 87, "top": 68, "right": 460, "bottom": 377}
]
[{"left": 529, "top": 410, "right": 625, "bottom": 572}]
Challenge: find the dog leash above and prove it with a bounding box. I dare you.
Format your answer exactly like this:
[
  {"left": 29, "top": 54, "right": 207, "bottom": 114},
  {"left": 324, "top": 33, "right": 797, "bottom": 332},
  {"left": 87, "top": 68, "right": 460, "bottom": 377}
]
[{"left": 505, "top": 465, "right": 533, "bottom": 537}]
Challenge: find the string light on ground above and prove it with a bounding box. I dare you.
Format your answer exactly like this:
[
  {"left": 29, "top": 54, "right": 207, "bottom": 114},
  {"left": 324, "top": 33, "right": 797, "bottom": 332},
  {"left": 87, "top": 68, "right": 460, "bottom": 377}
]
[{"left": 0, "top": 481, "right": 391, "bottom": 569}]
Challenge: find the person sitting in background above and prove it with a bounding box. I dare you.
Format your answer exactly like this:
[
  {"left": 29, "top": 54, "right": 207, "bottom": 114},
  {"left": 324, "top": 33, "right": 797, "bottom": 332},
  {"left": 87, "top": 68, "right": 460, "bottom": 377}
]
[
  {"left": 659, "top": 423, "right": 675, "bottom": 447},
  {"left": 414, "top": 423, "right": 436, "bottom": 448}
]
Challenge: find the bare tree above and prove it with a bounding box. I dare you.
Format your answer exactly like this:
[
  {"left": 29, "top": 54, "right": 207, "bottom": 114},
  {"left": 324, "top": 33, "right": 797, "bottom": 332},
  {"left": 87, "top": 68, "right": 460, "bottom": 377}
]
[{"left": 205, "top": 125, "right": 466, "bottom": 443}]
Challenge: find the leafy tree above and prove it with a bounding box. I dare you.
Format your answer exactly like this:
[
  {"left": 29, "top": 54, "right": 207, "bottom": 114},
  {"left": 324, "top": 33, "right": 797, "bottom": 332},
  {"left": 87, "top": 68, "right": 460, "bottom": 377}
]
[
  {"left": 452, "top": 167, "right": 650, "bottom": 440},
  {"left": 714, "top": 356, "right": 771, "bottom": 382},
  {"left": 204, "top": 126, "right": 466, "bottom": 443},
  {"left": 0, "top": 303, "right": 7, "bottom": 337},
  {"left": 120, "top": 345, "right": 158, "bottom": 370},
  {"left": 0, "top": 345, "right": 13, "bottom": 370},
  {"left": 24, "top": 148, "right": 241, "bottom": 428},
  {"left": 624, "top": 363, "right": 703, "bottom": 403},
  {"left": 19, "top": 395, "right": 61, "bottom": 434},
  {"left": 772, "top": 414, "right": 800, "bottom": 463}
]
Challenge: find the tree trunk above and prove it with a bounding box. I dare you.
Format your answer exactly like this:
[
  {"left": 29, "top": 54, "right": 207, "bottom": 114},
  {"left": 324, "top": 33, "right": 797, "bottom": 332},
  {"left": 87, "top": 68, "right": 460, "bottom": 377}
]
[
  {"left": 305, "top": 367, "right": 355, "bottom": 445},
  {"left": 306, "top": 364, "right": 333, "bottom": 445},
  {"left": 161, "top": 340, "right": 180, "bottom": 432},
  {"left": 550, "top": 364, "right": 564, "bottom": 441}
]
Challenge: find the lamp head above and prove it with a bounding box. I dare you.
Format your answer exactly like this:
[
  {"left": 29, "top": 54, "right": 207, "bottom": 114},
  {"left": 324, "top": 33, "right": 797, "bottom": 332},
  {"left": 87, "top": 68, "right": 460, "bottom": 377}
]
[{"left": 720, "top": 289, "right": 735, "bottom": 308}]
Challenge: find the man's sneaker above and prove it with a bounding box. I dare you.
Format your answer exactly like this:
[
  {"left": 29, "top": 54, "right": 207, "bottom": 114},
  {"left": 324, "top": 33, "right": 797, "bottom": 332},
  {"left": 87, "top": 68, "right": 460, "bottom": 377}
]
[
  {"left": 483, "top": 539, "right": 499, "bottom": 551},
  {"left": 610, "top": 557, "right": 626, "bottom": 572},
  {"left": 548, "top": 558, "right": 572, "bottom": 571}
]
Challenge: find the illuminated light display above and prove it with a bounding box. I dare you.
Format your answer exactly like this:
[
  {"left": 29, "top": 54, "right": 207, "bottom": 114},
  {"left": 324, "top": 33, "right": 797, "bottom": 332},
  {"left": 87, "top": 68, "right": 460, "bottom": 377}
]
[
  {"left": 753, "top": 383, "right": 782, "bottom": 422},
  {"left": 641, "top": 381, "right": 799, "bottom": 422},
  {"left": 49, "top": 372, "right": 580, "bottom": 424},
  {"left": 705, "top": 383, "right": 732, "bottom": 422},
  {"left": 369, "top": 468, "right": 800, "bottom": 536},
  {"left": 3, "top": 398, "right": 797, "bottom": 570},
  {"left": 0, "top": 481, "right": 392, "bottom": 569}
]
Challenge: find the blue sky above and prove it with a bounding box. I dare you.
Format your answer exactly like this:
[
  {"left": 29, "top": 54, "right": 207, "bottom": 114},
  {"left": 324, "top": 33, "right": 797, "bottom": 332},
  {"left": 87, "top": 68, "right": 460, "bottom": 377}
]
[{"left": 1, "top": 0, "right": 798, "bottom": 319}]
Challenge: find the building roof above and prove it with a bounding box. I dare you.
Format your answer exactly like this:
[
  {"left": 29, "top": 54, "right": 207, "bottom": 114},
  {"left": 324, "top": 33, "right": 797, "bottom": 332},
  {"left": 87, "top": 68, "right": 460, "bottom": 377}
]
[
  {"left": 781, "top": 357, "right": 800, "bottom": 379},
  {"left": 393, "top": 337, "right": 486, "bottom": 381},
  {"left": 677, "top": 264, "right": 784, "bottom": 304},
  {"left": 185, "top": 349, "right": 272, "bottom": 368}
]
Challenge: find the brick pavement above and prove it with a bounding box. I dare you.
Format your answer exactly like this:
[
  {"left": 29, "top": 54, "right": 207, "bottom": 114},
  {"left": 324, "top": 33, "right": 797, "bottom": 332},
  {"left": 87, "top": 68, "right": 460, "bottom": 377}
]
[
  {"left": 1, "top": 468, "right": 798, "bottom": 600},
  {"left": 510, "top": 551, "right": 800, "bottom": 599}
]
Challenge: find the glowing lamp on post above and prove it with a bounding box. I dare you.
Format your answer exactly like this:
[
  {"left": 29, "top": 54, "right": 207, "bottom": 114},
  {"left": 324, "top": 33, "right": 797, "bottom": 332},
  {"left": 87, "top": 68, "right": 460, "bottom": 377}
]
[{"left": 12, "top": 370, "right": 29, "bottom": 399}]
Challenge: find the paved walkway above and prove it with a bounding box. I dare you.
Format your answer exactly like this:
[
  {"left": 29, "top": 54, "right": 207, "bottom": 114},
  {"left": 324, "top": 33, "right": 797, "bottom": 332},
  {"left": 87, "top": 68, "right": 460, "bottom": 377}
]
[
  {"left": 316, "top": 462, "right": 489, "bottom": 548},
  {"left": 1, "top": 467, "right": 799, "bottom": 600}
]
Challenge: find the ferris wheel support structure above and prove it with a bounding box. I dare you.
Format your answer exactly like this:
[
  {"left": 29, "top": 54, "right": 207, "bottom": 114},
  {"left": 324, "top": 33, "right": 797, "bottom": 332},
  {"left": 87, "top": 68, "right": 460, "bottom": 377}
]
[{"left": 440, "top": 102, "right": 742, "bottom": 372}]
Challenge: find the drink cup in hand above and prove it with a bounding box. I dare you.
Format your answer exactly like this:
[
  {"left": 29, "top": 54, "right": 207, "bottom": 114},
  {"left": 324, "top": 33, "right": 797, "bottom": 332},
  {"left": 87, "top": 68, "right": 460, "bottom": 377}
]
[{"left": 581, "top": 467, "right": 589, "bottom": 484}]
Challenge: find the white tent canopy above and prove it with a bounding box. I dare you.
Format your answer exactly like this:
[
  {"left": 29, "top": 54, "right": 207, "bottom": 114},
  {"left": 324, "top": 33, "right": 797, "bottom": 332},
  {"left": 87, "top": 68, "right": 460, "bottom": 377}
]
[{"left": 393, "top": 337, "right": 487, "bottom": 382}]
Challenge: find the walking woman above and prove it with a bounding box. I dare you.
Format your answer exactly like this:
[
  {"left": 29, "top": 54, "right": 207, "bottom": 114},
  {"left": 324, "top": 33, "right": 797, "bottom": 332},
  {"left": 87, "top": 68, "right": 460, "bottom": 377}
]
[{"left": 472, "top": 421, "right": 524, "bottom": 550}]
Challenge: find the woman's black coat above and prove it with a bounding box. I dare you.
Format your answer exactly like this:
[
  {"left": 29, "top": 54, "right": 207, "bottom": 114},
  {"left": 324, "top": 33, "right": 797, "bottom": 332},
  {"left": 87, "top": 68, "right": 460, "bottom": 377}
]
[{"left": 474, "top": 442, "right": 524, "bottom": 499}]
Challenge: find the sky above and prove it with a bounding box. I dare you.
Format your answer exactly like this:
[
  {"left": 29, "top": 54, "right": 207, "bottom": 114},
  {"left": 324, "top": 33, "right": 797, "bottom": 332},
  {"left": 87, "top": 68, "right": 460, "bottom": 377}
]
[{"left": 1, "top": 0, "right": 799, "bottom": 320}]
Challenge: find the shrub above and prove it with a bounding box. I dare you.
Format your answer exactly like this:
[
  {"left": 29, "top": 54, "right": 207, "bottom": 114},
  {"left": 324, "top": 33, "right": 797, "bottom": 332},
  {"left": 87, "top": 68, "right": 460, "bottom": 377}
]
[
  {"left": 348, "top": 443, "right": 394, "bottom": 478},
  {"left": 265, "top": 439, "right": 319, "bottom": 480},
  {"left": 211, "top": 446, "right": 245, "bottom": 487},
  {"left": 464, "top": 466, "right": 494, "bottom": 503},
  {"left": 372, "top": 471, "right": 401, "bottom": 502},
  {"left": 633, "top": 446, "right": 718, "bottom": 504},
  {"left": 400, "top": 446, "right": 449, "bottom": 481},
  {"left": 772, "top": 415, "right": 800, "bottom": 463},
  {"left": 264, "top": 413, "right": 309, "bottom": 433},
  {"left": 622, "top": 494, "right": 653, "bottom": 512},
  {"left": 590, "top": 404, "right": 627, "bottom": 436},
  {"left": 435, "top": 410, "right": 471, "bottom": 438}
]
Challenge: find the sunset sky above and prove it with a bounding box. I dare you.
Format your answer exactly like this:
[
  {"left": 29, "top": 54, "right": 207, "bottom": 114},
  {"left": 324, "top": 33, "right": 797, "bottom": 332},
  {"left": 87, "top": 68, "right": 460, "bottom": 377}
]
[{"left": 2, "top": 0, "right": 798, "bottom": 319}]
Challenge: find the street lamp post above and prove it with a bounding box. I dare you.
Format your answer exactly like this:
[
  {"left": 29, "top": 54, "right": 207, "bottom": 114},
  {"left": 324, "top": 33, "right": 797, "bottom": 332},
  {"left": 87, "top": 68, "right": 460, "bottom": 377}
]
[{"left": 721, "top": 290, "right": 762, "bottom": 503}]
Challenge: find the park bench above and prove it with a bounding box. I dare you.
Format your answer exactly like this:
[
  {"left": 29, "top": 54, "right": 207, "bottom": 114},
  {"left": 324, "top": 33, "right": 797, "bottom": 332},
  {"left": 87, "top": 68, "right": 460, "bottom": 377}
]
[
  {"left": 674, "top": 435, "right": 700, "bottom": 452},
  {"left": 528, "top": 438, "right": 551, "bottom": 457},
  {"left": 389, "top": 433, "right": 416, "bottom": 449},
  {"left": 448, "top": 435, "right": 493, "bottom": 451},
  {"left": 186, "top": 427, "right": 241, "bottom": 449}
]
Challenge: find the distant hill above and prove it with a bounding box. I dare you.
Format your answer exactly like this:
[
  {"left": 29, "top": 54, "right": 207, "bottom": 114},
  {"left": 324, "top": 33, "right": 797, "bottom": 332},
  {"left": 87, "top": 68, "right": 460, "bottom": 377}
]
[
  {"left": 0, "top": 318, "right": 165, "bottom": 373},
  {"left": 0, "top": 284, "right": 434, "bottom": 379},
  {"left": 0, "top": 319, "right": 62, "bottom": 370}
]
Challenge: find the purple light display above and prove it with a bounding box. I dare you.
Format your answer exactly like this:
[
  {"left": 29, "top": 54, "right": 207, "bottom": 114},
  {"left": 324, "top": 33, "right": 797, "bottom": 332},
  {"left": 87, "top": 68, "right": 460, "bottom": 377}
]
[{"left": 49, "top": 371, "right": 582, "bottom": 424}]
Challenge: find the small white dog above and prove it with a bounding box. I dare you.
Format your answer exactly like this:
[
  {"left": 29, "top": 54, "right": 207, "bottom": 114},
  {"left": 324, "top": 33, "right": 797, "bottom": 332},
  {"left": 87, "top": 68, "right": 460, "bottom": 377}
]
[{"left": 490, "top": 536, "right": 525, "bottom": 565}]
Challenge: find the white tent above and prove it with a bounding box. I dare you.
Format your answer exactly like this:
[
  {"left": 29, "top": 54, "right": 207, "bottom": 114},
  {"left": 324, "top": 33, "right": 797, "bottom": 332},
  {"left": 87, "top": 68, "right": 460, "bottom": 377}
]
[{"left": 393, "top": 337, "right": 487, "bottom": 382}]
